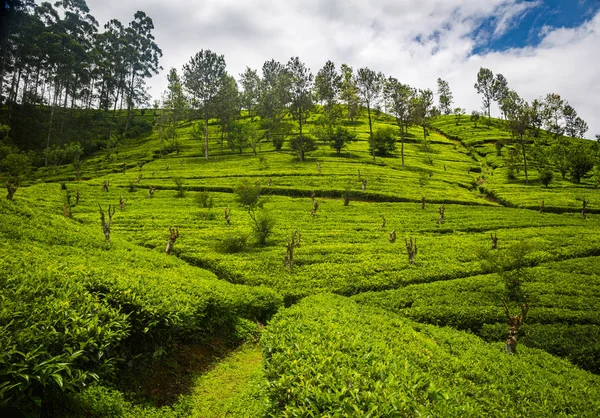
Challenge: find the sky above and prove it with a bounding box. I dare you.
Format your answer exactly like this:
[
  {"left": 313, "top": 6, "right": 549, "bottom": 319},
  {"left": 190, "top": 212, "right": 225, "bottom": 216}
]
[{"left": 74, "top": 0, "right": 600, "bottom": 138}]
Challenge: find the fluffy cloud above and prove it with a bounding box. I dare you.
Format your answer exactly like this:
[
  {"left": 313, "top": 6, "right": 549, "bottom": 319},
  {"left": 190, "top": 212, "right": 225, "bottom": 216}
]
[{"left": 82, "top": 0, "right": 599, "bottom": 138}]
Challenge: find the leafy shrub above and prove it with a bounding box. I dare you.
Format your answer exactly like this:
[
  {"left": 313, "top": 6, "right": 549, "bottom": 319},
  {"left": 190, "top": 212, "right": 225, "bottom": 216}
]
[
  {"left": 470, "top": 111, "right": 480, "bottom": 127},
  {"left": 252, "top": 210, "right": 276, "bottom": 246},
  {"left": 372, "top": 126, "right": 397, "bottom": 156},
  {"left": 539, "top": 169, "right": 553, "bottom": 187},
  {"left": 124, "top": 118, "right": 152, "bottom": 139},
  {"left": 479, "top": 242, "right": 534, "bottom": 301},
  {"left": 234, "top": 180, "right": 262, "bottom": 210},
  {"left": 0, "top": 260, "right": 129, "bottom": 413},
  {"left": 479, "top": 323, "right": 600, "bottom": 374},
  {"left": 197, "top": 191, "right": 213, "bottom": 208},
  {"left": 0, "top": 197, "right": 284, "bottom": 413},
  {"left": 217, "top": 233, "right": 248, "bottom": 253},
  {"left": 569, "top": 148, "right": 594, "bottom": 183},
  {"left": 289, "top": 135, "right": 317, "bottom": 158},
  {"left": 328, "top": 127, "right": 357, "bottom": 154},
  {"left": 173, "top": 177, "right": 185, "bottom": 198}
]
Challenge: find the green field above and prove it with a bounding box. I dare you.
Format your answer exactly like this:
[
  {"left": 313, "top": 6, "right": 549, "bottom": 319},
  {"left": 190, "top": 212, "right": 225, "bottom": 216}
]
[{"left": 2, "top": 113, "right": 600, "bottom": 416}]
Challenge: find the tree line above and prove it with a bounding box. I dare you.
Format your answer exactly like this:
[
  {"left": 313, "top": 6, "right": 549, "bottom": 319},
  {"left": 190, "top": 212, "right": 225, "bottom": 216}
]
[
  {"left": 0, "top": 0, "right": 161, "bottom": 174},
  {"left": 1, "top": 1, "right": 597, "bottom": 186}
]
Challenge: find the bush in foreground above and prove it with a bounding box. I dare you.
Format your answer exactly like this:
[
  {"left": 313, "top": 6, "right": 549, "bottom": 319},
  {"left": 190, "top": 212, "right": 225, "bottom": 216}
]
[{"left": 262, "top": 294, "right": 600, "bottom": 417}]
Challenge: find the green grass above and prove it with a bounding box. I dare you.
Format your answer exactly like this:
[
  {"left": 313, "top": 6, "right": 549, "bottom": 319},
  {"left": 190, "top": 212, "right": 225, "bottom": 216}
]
[{"left": 188, "top": 343, "right": 268, "bottom": 418}]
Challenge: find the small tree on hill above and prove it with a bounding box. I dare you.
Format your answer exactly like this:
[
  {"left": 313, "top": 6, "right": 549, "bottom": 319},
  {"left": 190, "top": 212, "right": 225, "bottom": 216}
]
[
  {"left": 165, "top": 227, "right": 179, "bottom": 254},
  {"left": 183, "top": 49, "right": 226, "bottom": 161},
  {"left": 539, "top": 169, "right": 553, "bottom": 187},
  {"left": 479, "top": 242, "right": 533, "bottom": 301},
  {"left": 412, "top": 89, "right": 434, "bottom": 145},
  {"left": 329, "top": 127, "right": 357, "bottom": 154},
  {"left": 405, "top": 237, "right": 418, "bottom": 265},
  {"left": 356, "top": 67, "right": 384, "bottom": 162},
  {"left": 6, "top": 178, "right": 18, "bottom": 200},
  {"left": 99, "top": 204, "right": 116, "bottom": 243},
  {"left": 504, "top": 92, "right": 533, "bottom": 184},
  {"left": 290, "top": 134, "right": 317, "bottom": 159},
  {"left": 569, "top": 145, "right": 594, "bottom": 183},
  {"left": 502, "top": 299, "right": 529, "bottom": 354},
  {"left": 470, "top": 111, "right": 480, "bottom": 127},
  {"left": 437, "top": 78, "right": 453, "bottom": 115},
  {"left": 234, "top": 180, "right": 275, "bottom": 246},
  {"left": 315, "top": 60, "right": 342, "bottom": 130},
  {"left": 285, "top": 229, "right": 301, "bottom": 271},
  {"left": 385, "top": 77, "right": 415, "bottom": 166},
  {"left": 373, "top": 126, "right": 397, "bottom": 156},
  {"left": 287, "top": 57, "right": 314, "bottom": 162},
  {"left": 453, "top": 107, "right": 465, "bottom": 126},
  {"left": 340, "top": 64, "right": 360, "bottom": 127},
  {"left": 474, "top": 67, "right": 494, "bottom": 120}
]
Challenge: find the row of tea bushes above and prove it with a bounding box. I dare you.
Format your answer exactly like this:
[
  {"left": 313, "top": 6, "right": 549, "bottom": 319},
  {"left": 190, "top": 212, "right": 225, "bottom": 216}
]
[
  {"left": 262, "top": 294, "right": 600, "bottom": 416},
  {"left": 0, "top": 198, "right": 283, "bottom": 413}
]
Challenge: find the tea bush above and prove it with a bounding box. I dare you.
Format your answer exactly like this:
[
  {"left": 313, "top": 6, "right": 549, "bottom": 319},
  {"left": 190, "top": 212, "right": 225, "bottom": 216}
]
[{"left": 262, "top": 294, "right": 600, "bottom": 416}]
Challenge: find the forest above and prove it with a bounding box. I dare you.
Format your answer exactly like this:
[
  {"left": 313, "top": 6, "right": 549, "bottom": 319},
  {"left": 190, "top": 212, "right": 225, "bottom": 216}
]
[{"left": 1, "top": 1, "right": 600, "bottom": 417}]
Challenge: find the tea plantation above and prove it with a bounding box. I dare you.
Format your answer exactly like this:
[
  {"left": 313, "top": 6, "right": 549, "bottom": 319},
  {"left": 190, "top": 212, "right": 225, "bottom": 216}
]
[{"left": 2, "top": 113, "right": 600, "bottom": 417}]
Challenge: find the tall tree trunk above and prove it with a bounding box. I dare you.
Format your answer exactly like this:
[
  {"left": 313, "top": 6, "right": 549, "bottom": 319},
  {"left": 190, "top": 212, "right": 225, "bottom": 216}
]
[
  {"left": 367, "top": 103, "right": 374, "bottom": 163},
  {"left": 125, "top": 73, "right": 135, "bottom": 134},
  {"left": 8, "top": 63, "right": 20, "bottom": 103},
  {"left": 60, "top": 78, "right": 70, "bottom": 139},
  {"left": 204, "top": 111, "right": 209, "bottom": 161},
  {"left": 34, "top": 66, "right": 41, "bottom": 105},
  {"left": 220, "top": 128, "right": 224, "bottom": 153},
  {"left": 520, "top": 137, "right": 529, "bottom": 185},
  {"left": 298, "top": 106, "right": 304, "bottom": 162},
  {"left": 400, "top": 124, "right": 405, "bottom": 166},
  {"left": 46, "top": 85, "right": 60, "bottom": 166},
  {"left": 21, "top": 73, "right": 29, "bottom": 104}
]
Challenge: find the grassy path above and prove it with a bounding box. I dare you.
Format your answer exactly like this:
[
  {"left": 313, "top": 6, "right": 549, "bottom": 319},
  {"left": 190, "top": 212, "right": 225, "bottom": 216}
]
[{"left": 187, "top": 343, "right": 268, "bottom": 418}]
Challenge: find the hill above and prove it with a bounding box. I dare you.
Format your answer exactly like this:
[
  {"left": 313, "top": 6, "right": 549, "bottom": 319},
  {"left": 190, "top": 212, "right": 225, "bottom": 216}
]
[{"left": 1, "top": 111, "right": 600, "bottom": 417}]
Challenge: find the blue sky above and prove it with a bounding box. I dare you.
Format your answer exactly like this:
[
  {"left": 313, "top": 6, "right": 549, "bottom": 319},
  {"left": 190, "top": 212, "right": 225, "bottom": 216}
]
[{"left": 473, "top": 0, "right": 600, "bottom": 54}]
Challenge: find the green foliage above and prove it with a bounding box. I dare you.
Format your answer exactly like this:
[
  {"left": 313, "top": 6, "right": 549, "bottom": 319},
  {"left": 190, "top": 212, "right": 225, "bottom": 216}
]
[
  {"left": 353, "top": 256, "right": 600, "bottom": 373},
  {"left": 269, "top": 121, "right": 293, "bottom": 151},
  {"left": 453, "top": 107, "right": 465, "bottom": 125},
  {"left": 197, "top": 191, "right": 214, "bottom": 209},
  {"left": 569, "top": 146, "right": 594, "bottom": 183},
  {"left": 173, "top": 177, "right": 186, "bottom": 198},
  {"left": 252, "top": 210, "right": 276, "bottom": 246},
  {"left": 539, "top": 169, "right": 553, "bottom": 187},
  {"left": 289, "top": 135, "right": 317, "bottom": 158},
  {"left": 470, "top": 110, "right": 480, "bottom": 127},
  {"left": 479, "top": 242, "right": 534, "bottom": 301},
  {"left": 328, "top": 126, "right": 357, "bottom": 154},
  {"left": 1, "top": 151, "right": 31, "bottom": 178},
  {"left": 234, "top": 180, "right": 263, "bottom": 210},
  {"left": 372, "top": 126, "right": 397, "bottom": 156},
  {"left": 217, "top": 233, "right": 248, "bottom": 254},
  {"left": 0, "top": 260, "right": 130, "bottom": 412},
  {"left": 263, "top": 294, "right": 600, "bottom": 417},
  {"left": 0, "top": 195, "right": 283, "bottom": 413}
]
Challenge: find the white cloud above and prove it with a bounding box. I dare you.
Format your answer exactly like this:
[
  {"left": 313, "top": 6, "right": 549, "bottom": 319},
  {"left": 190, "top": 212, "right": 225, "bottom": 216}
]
[
  {"left": 77, "top": 0, "right": 599, "bottom": 138},
  {"left": 493, "top": 0, "right": 540, "bottom": 38}
]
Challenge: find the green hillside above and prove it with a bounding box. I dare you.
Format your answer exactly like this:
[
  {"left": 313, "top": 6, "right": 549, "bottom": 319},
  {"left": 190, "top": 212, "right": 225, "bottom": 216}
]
[{"left": 2, "top": 111, "right": 600, "bottom": 417}]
